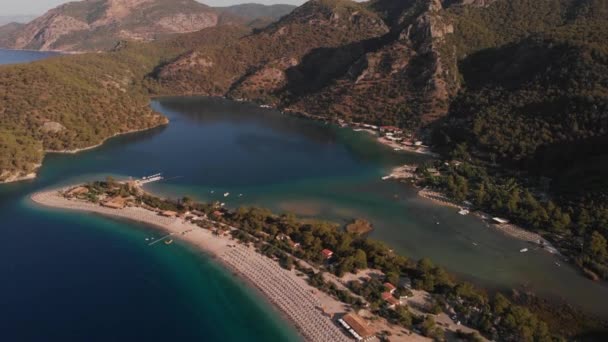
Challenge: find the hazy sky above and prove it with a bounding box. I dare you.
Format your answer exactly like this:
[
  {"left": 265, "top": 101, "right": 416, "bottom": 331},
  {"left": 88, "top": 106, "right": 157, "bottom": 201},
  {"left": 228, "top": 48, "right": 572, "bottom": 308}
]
[{"left": 0, "top": 0, "right": 307, "bottom": 16}]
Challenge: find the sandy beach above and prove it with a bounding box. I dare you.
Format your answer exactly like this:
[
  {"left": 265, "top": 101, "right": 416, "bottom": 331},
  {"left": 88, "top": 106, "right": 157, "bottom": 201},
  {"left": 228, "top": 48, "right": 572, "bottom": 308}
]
[{"left": 30, "top": 190, "right": 355, "bottom": 342}]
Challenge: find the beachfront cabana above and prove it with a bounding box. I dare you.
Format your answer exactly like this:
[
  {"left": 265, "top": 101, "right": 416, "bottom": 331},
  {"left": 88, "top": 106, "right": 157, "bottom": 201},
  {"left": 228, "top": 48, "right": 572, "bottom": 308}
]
[
  {"left": 66, "top": 186, "right": 89, "bottom": 197},
  {"left": 160, "top": 210, "right": 178, "bottom": 217},
  {"left": 101, "top": 196, "right": 126, "bottom": 209},
  {"left": 339, "top": 313, "right": 375, "bottom": 341}
]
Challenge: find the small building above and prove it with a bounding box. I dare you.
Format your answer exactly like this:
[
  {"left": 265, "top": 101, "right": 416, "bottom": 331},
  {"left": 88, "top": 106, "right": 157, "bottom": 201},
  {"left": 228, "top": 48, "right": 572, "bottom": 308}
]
[
  {"left": 382, "top": 292, "right": 400, "bottom": 309},
  {"left": 381, "top": 292, "right": 393, "bottom": 301},
  {"left": 101, "top": 196, "right": 126, "bottom": 209},
  {"left": 384, "top": 282, "right": 397, "bottom": 294},
  {"left": 492, "top": 217, "right": 509, "bottom": 224},
  {"left": 321, "top": 249, "right": 334, "bottom": 259},
  {"left": 160, "top": 210, "right": 178, "bottom": 217},
  {"left": 338, "top": 313, "right": 375, "bottom": 341},
  {"left": 380, "top": 125, "right": 402, "bottom": 134},
  {"left": 66, "top": 186, "right": 89, "bottom": 197},
  {"left": 414, "top": 141, "right": 423, "bottom": 146}
]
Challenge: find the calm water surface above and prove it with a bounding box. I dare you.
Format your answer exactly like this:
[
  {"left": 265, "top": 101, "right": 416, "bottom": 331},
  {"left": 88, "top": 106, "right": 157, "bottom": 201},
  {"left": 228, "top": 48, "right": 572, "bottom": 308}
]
[
  {"left": 0, "top": 50, "right": 300, "bottom": 341},
  {"left": 0, "top": 49, "right": 60, "bottom": 65},
  {"left": 2, "top": 51, "right": 608, "bottom": 342}
]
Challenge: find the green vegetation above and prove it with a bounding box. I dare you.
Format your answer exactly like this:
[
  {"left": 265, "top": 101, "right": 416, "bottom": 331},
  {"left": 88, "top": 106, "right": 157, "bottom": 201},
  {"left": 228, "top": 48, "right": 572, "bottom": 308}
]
[
  {"left": 77, "top": 180, "right": 565, "bottom": 341},
  {"left": 426, "top": 0, "right": 608, "bottom": 282},
  {"left": 0, "top": 26, "right": 247, "bottom": 182}
]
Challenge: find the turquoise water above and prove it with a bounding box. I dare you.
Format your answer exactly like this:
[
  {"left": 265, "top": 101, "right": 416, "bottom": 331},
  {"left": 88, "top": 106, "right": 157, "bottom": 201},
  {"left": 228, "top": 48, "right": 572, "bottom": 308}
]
[{"left": 2, "top": 49, "right": 608, "bottom": 342}]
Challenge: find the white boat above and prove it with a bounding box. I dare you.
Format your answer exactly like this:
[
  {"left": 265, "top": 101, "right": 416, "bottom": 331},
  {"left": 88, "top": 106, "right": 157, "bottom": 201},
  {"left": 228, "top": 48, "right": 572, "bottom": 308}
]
[
  {"left": 238, "top": 194, "right": 243, "bottom": 197},
  {"left": 458, "top": 209, "right": 470, "bottom": 215},
  {"left": 394, "top": 148, "right": 402, "bottom": 151},
  {"left": 210, "top": 190, "right": 214, "bottom": 194},
  {"left": 520, "top": 248, "right": 528, "bottom": 253},
  {"left": 382, "top": 176, "right": 391, "bottom": 180},
  {"left": 224, "top": 192, "right": 230, "bottom": 197}
]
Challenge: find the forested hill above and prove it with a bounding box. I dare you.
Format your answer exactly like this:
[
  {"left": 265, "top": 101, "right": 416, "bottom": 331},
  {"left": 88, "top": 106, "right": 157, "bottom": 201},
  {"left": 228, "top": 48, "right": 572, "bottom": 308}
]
[
  {"left": 0, "top": 25, "right": 249, "bottom": 182},
  {"left": 430, "top": 0, "right": 608, "bottom": 283}
]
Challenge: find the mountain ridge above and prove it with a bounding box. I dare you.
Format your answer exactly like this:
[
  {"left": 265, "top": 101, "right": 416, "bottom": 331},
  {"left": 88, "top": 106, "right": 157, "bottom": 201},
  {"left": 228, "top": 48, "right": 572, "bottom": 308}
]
[{"left": 0, "top": 0, "right": 294, "bottom": 52}]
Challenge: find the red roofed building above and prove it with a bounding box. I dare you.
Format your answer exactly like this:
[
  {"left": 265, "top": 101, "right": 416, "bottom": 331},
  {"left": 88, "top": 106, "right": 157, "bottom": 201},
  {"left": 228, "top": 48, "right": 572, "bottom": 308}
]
[
  {"left": 380, "top": 126, "right": 402, "bottom": 133},
  {"left": 384, "top": 282, "right": 397, "bottom": 294},
  {"left": 382, "top": 292, "right": 400, "bottom": 309},
  {"left": 321, "top": 249, "right": 334, "bottom": 259}
]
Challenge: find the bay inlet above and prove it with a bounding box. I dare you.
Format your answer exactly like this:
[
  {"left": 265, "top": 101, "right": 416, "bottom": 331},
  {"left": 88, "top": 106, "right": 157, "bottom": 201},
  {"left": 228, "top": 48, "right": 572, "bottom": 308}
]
[{"left": 1, "top": 50, "right": 607, "bottom": 340}]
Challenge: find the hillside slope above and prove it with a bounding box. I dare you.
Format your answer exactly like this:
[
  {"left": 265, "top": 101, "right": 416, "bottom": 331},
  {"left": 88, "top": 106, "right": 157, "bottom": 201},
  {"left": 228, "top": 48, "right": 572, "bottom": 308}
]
[
  {"left": 214, "top": 3, "right": 296, "bottom": 21},
  {"left": 154, "top": 0, "right": 456, "bottom": 126},
  {"left": 0, "top": 25, "right": 248, "bottom": 182}
]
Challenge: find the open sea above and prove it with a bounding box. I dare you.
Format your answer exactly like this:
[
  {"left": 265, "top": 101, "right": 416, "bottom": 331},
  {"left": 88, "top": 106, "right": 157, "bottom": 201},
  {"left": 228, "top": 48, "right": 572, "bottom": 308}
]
[{"left": 1, "top": 50, "right": 608, "bottom": 340}]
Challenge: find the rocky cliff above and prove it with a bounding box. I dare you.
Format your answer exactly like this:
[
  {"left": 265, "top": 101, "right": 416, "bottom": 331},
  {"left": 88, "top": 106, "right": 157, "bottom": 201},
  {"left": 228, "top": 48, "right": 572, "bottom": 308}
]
[
  {"left": 0, "top": 0, "right": 239, "bottom": 52},
  {"left": 154, "top": 0, "right": 459, "bottom": 126}
]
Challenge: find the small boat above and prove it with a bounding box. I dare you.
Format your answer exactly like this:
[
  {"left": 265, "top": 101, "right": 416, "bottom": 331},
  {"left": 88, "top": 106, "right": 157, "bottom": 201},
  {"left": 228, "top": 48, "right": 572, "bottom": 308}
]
[
  {"left": 224, "top": 192, "right": 230, "bottom": 197},
  {"left": 555, "top": 262, "right": 561, "bottom": 267},
  {"left": 210, "top": 190, "right": 214, "bottom": 194},
  {"left": 520, "top": 248, "right": 528, "bottom": 253},
  {"left": 394, "top": 147, "right": 402, "bottom": 151},
  {"left": 472, "top": 242, "right": 478, "bottom": 246},
  {"left": 164, "top": 239, "right": 173, "bottom": 245},
  {"left": 238, "top": 194, "right": 243, "bottom": 197},
  {"left": 458, "top": 209, "right": 470, "bottom": 215},
  {"left": 382, "top": 176, "right": 391, "bottom": 180}
]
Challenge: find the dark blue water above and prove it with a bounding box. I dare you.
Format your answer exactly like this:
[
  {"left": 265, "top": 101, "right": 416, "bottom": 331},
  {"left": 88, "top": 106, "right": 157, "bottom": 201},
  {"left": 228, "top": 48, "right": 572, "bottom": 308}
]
[{"left": 0, "top": 49, "right": 60, "bottom": 65}]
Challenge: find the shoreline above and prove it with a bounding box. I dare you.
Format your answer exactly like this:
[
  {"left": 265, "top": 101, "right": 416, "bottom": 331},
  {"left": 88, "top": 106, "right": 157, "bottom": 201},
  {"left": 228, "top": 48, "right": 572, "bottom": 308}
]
[
  {"left": 0, "top": 122, "right": 168, "bottom": 185},
  {"left": 45, "top": 123, "right": 168, "bottom": 155},
  {"left": 416, "top": 186, "right": 561, "bottom": 255},
  {"left": 0, "top": 47, "right": 84, "bottom": 55},
  {"left": 30, "top": 189, "right": 353, "bottom": 342}
]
